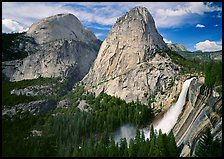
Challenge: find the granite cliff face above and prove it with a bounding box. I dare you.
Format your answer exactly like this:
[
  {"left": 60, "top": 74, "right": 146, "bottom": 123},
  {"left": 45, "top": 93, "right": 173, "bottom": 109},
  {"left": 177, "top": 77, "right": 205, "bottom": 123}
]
[
  {"left": 172, "top": 78, "right": 222, "bottom": 157},
  {"left": 82, "top": 6, "right": 179, "bottom": 103},
  {"left": 2, "top": 13, "right": 101, "bottom": 83}
]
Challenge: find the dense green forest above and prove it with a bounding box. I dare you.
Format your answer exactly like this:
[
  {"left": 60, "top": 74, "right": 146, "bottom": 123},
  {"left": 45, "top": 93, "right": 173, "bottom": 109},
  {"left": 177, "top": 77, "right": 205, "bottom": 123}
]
[
  {"left": 3, "top": 87, "right": 180, "bottom": 157},
  {"left": 71, "top": 126, "right": 178, "bottom": 157},
  {"left": 204, "top": 60, "right": 222, "bottom": 89}
]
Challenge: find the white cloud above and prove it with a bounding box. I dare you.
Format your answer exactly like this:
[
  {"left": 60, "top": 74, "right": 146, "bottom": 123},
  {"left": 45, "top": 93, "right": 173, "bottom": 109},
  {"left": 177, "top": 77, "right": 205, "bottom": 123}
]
[
  {"left": 2, "top": 2, "right": 222, "bottom": 30},
  {"left": 194, "top": 40, "right": 222, "bottom": 52},
  {"left": 196, "top": 24, "right": 205, "bottom": 28},
  {"left": 163, "top": 38, "right": 172, "bottom": 44},
  {"left": 2, "top": 19, "right": 28, "bottom": 33},
  {"left": 151, "top": 2, "right": 221, "bottom": 28},
  {"left": 2, "top": 2, "right": 120, "bottom": 26}
]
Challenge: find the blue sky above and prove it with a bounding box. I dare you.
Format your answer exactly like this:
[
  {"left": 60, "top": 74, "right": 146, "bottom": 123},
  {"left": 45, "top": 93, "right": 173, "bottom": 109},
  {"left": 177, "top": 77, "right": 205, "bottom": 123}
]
[{"left": 2, "top": 2, "right": 222, "bottom": 52}]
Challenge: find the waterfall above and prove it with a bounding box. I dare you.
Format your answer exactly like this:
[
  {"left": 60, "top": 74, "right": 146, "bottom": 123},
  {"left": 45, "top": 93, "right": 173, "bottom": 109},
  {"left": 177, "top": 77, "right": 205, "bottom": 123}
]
[
  {"left": 112, "top": 77, "right": 195, "bottom": 142},
  {"left": 144, "top": 77, "right": 195, "bottom": 138}
]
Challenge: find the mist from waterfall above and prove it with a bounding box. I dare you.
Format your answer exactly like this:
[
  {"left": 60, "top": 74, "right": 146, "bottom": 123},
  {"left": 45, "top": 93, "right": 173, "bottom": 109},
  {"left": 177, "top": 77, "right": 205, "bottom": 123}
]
[
  {"left": 112, "top": 123, "right": 136, "bottom": 144},
  {"left": 112, "top": 77, "right": 195, "bottom": 142},
  {"left": 144, "top": 77, "right": 195, "bottom": 139}
]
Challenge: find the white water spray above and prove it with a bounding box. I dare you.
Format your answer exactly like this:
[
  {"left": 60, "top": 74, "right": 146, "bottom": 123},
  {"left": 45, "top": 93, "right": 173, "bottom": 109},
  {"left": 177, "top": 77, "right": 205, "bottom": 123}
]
[
  {"left": 112, "top": 77, "right": 195, "bottom": 142},
  {"left": 153, "top": 77, "right": 195, "bottom": 134},
  {"left": 112, "top": 123, "right": 136, "bottom": 144},
  {"left": 143, "top": 77, "right": 195, "bottom": 139}
]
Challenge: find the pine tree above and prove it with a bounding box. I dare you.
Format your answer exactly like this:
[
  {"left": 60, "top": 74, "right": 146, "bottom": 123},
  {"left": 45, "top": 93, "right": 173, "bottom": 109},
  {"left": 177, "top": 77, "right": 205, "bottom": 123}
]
[
  {"left": 128, "top": 138, "right": 137, "bottom": 157},
  {"left": 145, "top": 138, "right": 151, "bottom": 157},
  {"left": 149, "top": 125, "right": 157, "bottom": 156},
  {"left": 135, "top": 129, "right": 141, "bottom": 145},
  {"left": 141, "top": 130, "right": 145, "bottom": 143},
  {"left": 136, "top": 130, "right": 147, "bottom": 157},
  {"left": 150, "top": 125, "right": 155, "bottom": 140},
  {"left": 195, "top": 128, "right": 222, "bottom": 157},
  {"left": 119, "top": 138, "right": 128, "bottom": 157},
  {"left": 167, "top": 130, "right": 179, "bottom": 157},
  {"left": 150, "top": 137, "right": 159, "bottom": 157},
  {"left": 156, "top": 129, "right": 166, "bottom": 157},
  {"left": 210, "top": 138, "right": 222, "bottom": 157},
  {"left": 108, "top": 138, "right": 117, "bottom": 157}
]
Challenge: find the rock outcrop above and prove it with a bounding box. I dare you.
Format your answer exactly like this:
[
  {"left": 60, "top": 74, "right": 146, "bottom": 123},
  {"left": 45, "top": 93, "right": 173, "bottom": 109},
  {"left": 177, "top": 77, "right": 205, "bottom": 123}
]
[
  {"left": 10, "top": 83, "right": 59, "bottom": 96},
  {"left": 2, "top": 13, "right": 101, "bottom": 84},
  {"left": 172, "top": 78, "right": 222, "bottom": 156},
  {"left": 82, "top": 6, "right": 179, "bottom": 104},
  {"left": 167, "top": 43, "right": 188, "bottom": 52},
  {"left": 2, "top": 100, "right": 56, "bottom": 118}
]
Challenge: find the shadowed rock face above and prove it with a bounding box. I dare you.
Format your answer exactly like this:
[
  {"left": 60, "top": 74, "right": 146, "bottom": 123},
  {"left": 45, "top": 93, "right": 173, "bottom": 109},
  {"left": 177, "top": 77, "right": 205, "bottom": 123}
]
[
  {"left": 2, "top": 13, "right": 101, "bottom": 83},
  {"left": 82, "top": 6, "right": 178, "bottom": 104}
]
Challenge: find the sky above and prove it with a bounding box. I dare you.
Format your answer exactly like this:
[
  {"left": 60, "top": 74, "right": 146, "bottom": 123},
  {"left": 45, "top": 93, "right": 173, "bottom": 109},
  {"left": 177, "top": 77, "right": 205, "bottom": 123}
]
[{"left": 2, "top": 2, "right": 222, "bottom": 52}]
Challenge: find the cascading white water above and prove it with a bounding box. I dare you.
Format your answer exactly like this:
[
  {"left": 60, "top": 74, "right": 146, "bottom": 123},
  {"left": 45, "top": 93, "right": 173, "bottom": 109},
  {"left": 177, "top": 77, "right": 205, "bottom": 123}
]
[
  {"left": 112, "top": 77, "right": 195, "bottom": 142},
  {"left": 144, "top": 77, "right": 195, "bottom": 138}
]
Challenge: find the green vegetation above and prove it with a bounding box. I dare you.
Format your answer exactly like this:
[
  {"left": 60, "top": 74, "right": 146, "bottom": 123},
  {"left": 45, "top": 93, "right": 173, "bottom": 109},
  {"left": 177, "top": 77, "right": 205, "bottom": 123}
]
[
  {"left": 176, "top": 50, "right": 222, "bottom": 61},
  {"left": 204, "top": 60, "right": 222, "bottom": 89},
  {"left": 144, "top": 92, "right": 148, "bottom": 97},
  {"left": 72, "top": 126, "right": 179, "bottom": 157},
  {"left": 147, "top": 95, "right": 155, "bottom": 108},
  {"left": 2, "top": 112, "right": 56, "bottom": 157},
  {"left": 3, "top": 90, "right": 180, "bottom": 157},
  {"left": 165, "top": 50, "right": 204, "bottom": 74},
  {"left": 159, "top": 50, "right": 222, "bottom": 90},
  {"left": 4, "top": 84, "right": 180, "bottom": 157},
  {"left": 195, "top": 128, "right": 222, "bottom": 157},
  {"left": 2, "top": 77, "right": 61, "bottom": 107},
  {"left": 168, "top": 80, "right": 175, "bottom": 88}
]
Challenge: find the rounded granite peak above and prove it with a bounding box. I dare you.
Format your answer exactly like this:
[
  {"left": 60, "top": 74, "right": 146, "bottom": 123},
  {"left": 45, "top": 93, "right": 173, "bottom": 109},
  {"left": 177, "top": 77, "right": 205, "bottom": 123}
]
[
  {"left": 45, "top": 13, "right": 78, "bottom": 21},
  {"left": 26, "top": 13, "right": 97, "bottom": 44},
  {"left": 55, "top": 13, "right": 74, "bottom": 16}
]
